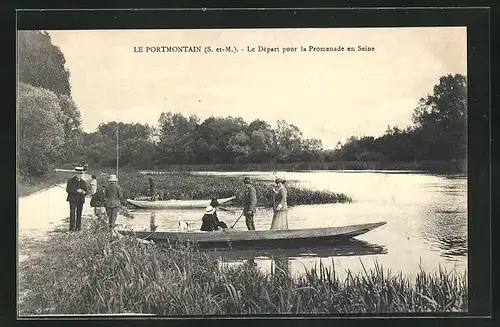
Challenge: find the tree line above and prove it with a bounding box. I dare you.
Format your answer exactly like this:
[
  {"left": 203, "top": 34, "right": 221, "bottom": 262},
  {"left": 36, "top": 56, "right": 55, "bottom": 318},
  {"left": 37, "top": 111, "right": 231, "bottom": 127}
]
[
  {"left": 332, "top": 74, "right": 467, "bottom": 162},
  {"left": 78, "top": 115, "right": 325, "bottom": 167},
  {"left": 17, "top": 30, "right": 467, "bottom": 179}
]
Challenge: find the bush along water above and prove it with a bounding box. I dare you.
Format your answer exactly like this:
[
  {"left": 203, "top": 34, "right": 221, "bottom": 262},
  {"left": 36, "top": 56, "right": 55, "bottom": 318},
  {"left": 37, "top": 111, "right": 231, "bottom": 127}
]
[
  {"left": 18, "top": 219, "right": 467, "bottom": 315},
  {"left": 102, "top": 171, "right": 352, "bottom": 207}
]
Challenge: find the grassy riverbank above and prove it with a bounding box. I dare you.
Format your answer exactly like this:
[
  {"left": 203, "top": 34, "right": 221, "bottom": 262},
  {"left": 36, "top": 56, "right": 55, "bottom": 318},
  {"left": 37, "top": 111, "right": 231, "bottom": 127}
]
[
  {"left": 18, "top": 219, "right": 467, "bottom": 315},
  {"left": 110, "top": 171, "right": 352, "bottom": 207}
]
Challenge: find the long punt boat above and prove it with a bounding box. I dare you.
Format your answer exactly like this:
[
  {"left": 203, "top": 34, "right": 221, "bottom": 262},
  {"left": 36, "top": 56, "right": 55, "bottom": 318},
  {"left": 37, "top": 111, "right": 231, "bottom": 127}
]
[{"left": 118, "top": 221, "right": 387, "bottom": 248}]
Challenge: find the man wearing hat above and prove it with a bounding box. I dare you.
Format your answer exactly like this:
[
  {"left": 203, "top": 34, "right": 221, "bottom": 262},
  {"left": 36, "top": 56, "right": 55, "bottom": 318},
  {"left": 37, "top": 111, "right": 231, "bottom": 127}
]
[
  {"left": 66, "top": 166, "right": 88, "bottom": 231},
  {"left": 243, "top": 177, "right": 257, "bottom": 230},
  {"left": 105, "top": 174, "right": 124, "bottom": 230}
]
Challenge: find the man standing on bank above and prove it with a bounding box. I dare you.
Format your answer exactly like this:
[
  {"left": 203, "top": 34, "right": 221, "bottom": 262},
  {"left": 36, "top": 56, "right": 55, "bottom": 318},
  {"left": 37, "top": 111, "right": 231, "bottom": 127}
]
[
  {"left": 66, "top": 166, "right": 87, "bottom": 231},
  {"left": 105, "top": 174, "right": 124, "bottom": 230},
  {"left": 243, "top": 177, "right": 257, "bottom": 230}
]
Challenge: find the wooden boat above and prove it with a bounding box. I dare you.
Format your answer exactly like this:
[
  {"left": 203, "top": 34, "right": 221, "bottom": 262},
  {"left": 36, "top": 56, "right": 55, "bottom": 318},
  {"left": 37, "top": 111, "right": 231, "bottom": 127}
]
[
  {"left": 126, "top": 196, "right": 236, "bottom": 209},
  {"left": 118, "top": 221, "right": 386, "bottom": 248}
]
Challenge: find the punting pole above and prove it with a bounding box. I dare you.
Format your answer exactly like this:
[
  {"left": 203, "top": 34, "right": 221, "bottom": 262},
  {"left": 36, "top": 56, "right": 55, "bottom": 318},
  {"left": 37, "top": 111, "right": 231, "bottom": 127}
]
[{"left": 116, "top": 124, "right": 119, "bottom": 179}]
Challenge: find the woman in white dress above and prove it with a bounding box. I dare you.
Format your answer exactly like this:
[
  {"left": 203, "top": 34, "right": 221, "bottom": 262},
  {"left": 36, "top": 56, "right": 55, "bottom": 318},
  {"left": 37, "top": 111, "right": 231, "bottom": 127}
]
[{"left": 270, "top": 178, "right": 288, "bottom": 230}]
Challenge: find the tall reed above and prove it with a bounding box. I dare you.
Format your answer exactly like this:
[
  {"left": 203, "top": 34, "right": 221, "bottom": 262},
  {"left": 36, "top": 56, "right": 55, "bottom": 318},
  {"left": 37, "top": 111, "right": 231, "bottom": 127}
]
[{"left": 103, "top": 171, "right": 352, "bottom": 207}]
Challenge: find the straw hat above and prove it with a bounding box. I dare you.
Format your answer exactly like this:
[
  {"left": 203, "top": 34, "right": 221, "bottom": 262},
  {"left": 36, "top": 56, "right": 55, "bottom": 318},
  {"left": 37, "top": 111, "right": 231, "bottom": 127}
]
[
  {"left": 205, "top": 206, "right": 215, "bottom": 214},
  {"left": 108, "top": 174, "right": 118, "bottom": 182},
  {"left": 74, "top": 166, "right": 84, "bottom": 173}
]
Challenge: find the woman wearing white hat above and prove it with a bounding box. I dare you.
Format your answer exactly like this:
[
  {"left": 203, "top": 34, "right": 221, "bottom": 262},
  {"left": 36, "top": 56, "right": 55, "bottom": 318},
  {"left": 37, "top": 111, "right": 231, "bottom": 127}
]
[
  {"left": 104, "top": 174, "right": 124, "bottom": 230},
  {"left": 200, "top": 205, "right": 227, "bottom": 231}
]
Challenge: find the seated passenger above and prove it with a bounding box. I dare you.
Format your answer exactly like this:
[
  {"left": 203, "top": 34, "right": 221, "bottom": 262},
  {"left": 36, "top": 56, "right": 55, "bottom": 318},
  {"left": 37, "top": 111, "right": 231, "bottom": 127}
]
[{"left": 200, "top": 204, "right": 228, "bottom": 231}]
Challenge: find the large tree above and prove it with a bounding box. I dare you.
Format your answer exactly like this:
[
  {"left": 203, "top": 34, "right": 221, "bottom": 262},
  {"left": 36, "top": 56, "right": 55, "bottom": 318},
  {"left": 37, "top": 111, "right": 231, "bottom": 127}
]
[
  {"left": 156, "top": 112, "right": 199, "bottom": 164},
  {"left": 58, "top": 95, "right": 83, "bottom": 160},
  {"left": 18, "top": 83, "right": 66, "bottom": 176},
  {"left": 18, "top": 30, "right": 72, "bottom": 96},
  {"left": 274, "top": 120, "right": 303, "bottom": 161},
  {"left": 412, "top": 73, "right": 467, "bottom": 160}
]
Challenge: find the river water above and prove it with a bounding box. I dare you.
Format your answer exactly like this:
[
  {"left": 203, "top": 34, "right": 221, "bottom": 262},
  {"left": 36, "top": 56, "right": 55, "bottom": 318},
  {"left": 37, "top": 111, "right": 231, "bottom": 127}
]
[{"left": 125, "top": 170, "right": 468, "bottom": 279}]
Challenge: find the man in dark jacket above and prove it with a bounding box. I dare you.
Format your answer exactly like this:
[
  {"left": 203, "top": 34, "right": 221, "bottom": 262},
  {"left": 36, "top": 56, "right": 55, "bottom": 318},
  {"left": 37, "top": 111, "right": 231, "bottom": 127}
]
[
  {"left": 66, "top": 167, "right": 87, "bottom": 231},
  {"left": 105, "top": 174, "right": 124, "bottom": 230},
  {"left": 243, "top": 177, "right": 257, "bottom": 230}
]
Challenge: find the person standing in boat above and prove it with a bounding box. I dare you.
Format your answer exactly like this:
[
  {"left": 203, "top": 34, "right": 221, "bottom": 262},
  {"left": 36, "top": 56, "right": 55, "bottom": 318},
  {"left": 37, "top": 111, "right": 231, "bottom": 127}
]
[
  {"left": 242, "top": 177, "right": 257, "bottom": 230},
  {"left": 105, "top": 174, "right": 124, "bottom": 230},
  {"left": 66, "top": 166, "right": 87, "bottom": 231},
  {"left": 271, "top": 178, "right": 288, "bottom": 230}
]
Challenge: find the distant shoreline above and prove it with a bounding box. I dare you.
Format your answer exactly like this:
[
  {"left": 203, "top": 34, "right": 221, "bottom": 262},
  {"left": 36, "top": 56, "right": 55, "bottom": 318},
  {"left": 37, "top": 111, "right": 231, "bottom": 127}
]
[
  {"left": 124, "top": 159, "right": 468, "bottom": 174},
  {"left": 18, "top": 159, "right": 467, "bottom": 197}
]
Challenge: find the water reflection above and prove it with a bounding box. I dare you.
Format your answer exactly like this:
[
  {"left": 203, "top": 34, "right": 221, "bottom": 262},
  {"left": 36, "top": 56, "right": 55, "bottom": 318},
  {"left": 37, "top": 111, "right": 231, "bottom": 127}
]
[
  {"left": 417, "top": 175, "right": 467, "bottom": 261},
  {"left": 206, "top": 239, "right": 387, "bottom": 262},
  {"left": 436, "top": 235, "right": 468, "bottom": 258}
]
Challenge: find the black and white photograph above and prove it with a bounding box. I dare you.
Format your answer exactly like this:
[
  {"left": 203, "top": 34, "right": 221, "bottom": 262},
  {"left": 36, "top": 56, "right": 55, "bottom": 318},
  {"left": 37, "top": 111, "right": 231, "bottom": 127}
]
[{"left": 16, "top": 11, "right": 477, "bottom": 317}]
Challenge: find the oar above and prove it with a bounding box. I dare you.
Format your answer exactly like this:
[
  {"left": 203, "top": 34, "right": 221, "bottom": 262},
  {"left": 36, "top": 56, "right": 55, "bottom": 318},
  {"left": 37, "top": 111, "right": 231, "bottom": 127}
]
[{"left": 230, "top": 212, "right": 245, "bottom": 229}]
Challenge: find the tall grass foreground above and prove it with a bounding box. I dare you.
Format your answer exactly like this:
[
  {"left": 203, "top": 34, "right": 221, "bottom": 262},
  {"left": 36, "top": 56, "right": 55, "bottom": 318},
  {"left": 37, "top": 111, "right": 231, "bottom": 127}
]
[{"left": 19, "top": 220, "right": 467, "bottom": 315}]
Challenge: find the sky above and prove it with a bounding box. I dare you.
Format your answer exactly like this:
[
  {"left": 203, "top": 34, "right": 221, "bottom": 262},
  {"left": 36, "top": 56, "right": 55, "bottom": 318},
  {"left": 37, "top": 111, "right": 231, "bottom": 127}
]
[{"left": 47, "top": 27, "right": 466, "bottom": 149}]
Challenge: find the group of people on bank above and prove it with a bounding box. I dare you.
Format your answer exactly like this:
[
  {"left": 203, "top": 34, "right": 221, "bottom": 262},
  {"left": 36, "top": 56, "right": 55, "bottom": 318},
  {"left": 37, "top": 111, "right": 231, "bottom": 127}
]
[
  {"left": 198, "top": 176, "right": 288, "bottom": 232},
  {"left": 67, "top": 165, "right": 288, "bottom": 233},
  {"left": 65, "top": 166, "right": 124, "bottom": 232}
]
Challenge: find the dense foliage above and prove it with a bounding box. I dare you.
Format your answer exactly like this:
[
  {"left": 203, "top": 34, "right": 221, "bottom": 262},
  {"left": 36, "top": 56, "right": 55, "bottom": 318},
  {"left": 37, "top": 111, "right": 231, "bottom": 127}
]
[
  {"left": 18, "top": 83, "right": 82, "bottom": 177},
  {"left": 18, "top": 31, "right": 72, "bottom": 96},
  {"left": 18, "top": 30, "right": 83, "bottom": 179},
  {"left": 18, "top": 219, "right": 468, "bottom": 315},
  {"left": 80, "top": 116, "right": 324, "bottom": 167}
]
